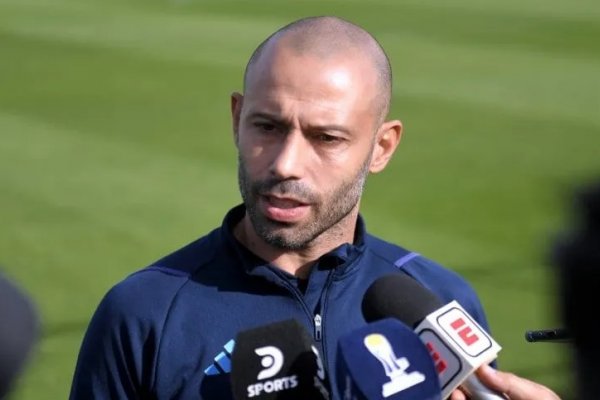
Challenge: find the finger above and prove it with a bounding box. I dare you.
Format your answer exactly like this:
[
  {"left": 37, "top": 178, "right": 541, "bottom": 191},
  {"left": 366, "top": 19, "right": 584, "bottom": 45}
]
[
  {"left": 476, "top": 365, "right": 560, "bottom": 400},
  {"left": 450, "top": 388, "right": 467, "bottom": 400}
]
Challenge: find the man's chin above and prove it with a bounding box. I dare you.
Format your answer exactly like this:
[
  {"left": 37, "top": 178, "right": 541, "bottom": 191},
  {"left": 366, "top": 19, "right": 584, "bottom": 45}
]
[
  {"left": 249, "top": 211, "right": 316, "bottom": 249},
  {"left": 256, "top": 227, "right": 311, "bottom": 251},
  {"left": 263, "top": 238, "right": 309, "bottom": 251}
]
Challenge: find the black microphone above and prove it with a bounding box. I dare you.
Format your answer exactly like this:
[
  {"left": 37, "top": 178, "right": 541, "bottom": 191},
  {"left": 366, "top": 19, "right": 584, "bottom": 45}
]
[
  {"left": 553, "top": 179, "right": 600, "bottom": 399},
  {"left": 362, "top": 274, "right": 505, "bottom": 400},
  {"left": 0, "top": 273, "right": 39, "bottom": 399},
  {"left": 230, "top": 319, "right": 330, "bottom": 400},
  {"left": 524, "top": 328, "right": 571, "bottom": 343}
]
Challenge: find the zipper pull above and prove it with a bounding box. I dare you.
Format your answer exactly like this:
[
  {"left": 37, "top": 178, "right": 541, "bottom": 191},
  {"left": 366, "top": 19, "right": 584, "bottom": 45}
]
[{"left": 314, "top": 314, "right": 322, "bottom": 341}]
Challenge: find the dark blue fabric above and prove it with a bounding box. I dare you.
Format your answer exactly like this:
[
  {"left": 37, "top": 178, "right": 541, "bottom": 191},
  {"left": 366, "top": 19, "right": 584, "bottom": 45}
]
[{"left": 69, "top": 205, "right": 492, "bottom": 400}]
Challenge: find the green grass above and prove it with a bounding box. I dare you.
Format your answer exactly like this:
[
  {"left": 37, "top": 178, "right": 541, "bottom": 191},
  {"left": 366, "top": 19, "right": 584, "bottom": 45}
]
[{"left": 0, "top": 0, "right": 598, "bottom": 398}]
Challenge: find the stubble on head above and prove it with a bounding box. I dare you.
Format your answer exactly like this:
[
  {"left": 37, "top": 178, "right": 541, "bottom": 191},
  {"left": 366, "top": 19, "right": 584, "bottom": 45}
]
[{"left": 243, "top": 16, "right": 393, "bottom": 127}]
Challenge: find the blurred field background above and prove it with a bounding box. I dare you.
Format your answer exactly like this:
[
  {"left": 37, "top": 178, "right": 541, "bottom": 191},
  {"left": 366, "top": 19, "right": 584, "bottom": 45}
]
[{"left": 1, "top": 0, "right": 598, "bottom": 398}]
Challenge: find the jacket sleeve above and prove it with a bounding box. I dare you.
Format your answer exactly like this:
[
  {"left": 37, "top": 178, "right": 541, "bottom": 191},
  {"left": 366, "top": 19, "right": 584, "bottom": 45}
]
[{"left": 69, "top": 269, "right": 180, "bottom": 399}]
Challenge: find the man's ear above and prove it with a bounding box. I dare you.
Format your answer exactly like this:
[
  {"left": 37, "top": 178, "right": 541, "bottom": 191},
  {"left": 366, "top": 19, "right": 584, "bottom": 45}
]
[
  {"left": 231, "top": 92, "right": 244, "bottom": 145},
  {"left": 369, "top": 119, "right": 403, "bottom": 173}
]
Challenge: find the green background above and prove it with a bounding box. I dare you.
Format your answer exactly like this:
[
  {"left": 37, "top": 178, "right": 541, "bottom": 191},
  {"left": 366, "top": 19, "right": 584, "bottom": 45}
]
[{"left": 1, "top": 0, "right": 598, "bottom": 398}]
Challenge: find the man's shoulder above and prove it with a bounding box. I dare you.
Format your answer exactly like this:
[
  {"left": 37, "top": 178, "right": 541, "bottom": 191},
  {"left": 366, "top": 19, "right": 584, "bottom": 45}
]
[
  {"left": 365, "top": 234, "right": 490, "bottom": 330},
  {"left": 96, "top": 228, "right": 223, "bottom": 322},
  {"left": 70, "top": 230, "right": 227, "bottom": 400},
  {"left": 93, "top": 264, "right": 192, "bottom": 328},
  {"left": 365, "top": 234, "right": 475, "bottom": 296}
]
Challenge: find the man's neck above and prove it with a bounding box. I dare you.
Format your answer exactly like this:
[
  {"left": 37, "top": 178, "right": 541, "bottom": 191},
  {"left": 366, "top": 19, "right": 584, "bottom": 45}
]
[{"left": 233, "top": 213, "right": 357, "bottom": 279}]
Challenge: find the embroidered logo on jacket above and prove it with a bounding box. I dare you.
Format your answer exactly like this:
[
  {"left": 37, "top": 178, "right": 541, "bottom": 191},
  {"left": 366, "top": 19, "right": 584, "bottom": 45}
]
[{"left": 204, "top": 339, "right": 235, "bottom": 375}]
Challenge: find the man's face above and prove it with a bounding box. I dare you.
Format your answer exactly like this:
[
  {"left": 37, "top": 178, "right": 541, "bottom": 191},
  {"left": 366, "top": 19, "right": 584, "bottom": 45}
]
[{"left": 233, "top": 46, "right": 381, "bottom": 250}]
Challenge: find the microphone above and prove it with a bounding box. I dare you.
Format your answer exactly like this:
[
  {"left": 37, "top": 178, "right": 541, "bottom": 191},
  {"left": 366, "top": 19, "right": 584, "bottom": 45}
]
[
  {"left": 362, "top": 274, "right": 505, "bottom": 400},
  {"left": 230, "top": 319, "right": 330, "bottom": 400},
  {"left": 553, "top": 179, "right": 600, "bottom": 399},
  {"left": 0, "top": 273, "right": 39, "bottom": 399},
  {"left": 524, "top": 328, "right": 572, "bottom": 343},
  {"left": 336, "top": 317, "right": 441, "bottom": 400}
]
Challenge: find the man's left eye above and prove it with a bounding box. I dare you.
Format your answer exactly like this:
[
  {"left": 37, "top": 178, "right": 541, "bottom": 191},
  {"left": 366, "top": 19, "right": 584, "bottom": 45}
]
[{"left": 316, "top": 134, "right": 339, "bottom": 143}]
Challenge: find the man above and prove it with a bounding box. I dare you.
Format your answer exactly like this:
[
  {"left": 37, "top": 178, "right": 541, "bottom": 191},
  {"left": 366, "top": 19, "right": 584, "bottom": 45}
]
[{"left": 70, "top": 16, "right": 559, "bottom": 399}]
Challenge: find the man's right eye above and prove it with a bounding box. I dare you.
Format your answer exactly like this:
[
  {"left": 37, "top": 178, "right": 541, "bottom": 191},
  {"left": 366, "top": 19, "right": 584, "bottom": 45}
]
[{"left": 254, "top": 122, "right": 277, "bottom": 132}]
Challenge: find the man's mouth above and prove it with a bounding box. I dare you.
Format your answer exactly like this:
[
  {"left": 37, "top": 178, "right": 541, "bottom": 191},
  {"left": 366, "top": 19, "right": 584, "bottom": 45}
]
[
  {"left": 266, "top": 196, "right": 307, "bottom": 209},
  {"left": 260, "top": 195, "right": 310, "bottom": 223}
]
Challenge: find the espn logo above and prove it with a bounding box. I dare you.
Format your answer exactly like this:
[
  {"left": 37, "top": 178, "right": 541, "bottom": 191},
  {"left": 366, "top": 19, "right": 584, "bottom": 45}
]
[{"left": 436, "top": 307, "right": 493, "bottom": 357}]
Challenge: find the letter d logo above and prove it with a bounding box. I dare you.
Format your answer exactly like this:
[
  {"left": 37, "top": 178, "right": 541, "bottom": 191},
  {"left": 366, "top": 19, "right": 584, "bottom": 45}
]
[{"left": 255, "top": 346, "right": 284, "bottom": 380}]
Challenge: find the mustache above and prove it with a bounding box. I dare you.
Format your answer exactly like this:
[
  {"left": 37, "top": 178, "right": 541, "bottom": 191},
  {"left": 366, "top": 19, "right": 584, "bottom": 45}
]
[{"left": 253, "top": 178, "right": 317, "bottom": 203}]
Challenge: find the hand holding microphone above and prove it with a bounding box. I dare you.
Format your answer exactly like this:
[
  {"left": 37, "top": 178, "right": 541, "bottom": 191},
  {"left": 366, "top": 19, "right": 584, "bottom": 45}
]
[{"left": 449, "top": 365, "right": 560, "bottom": 400}]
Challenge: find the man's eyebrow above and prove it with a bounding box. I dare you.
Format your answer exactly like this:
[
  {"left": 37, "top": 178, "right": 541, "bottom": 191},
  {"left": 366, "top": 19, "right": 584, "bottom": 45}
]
[
  {"left": 246, "top": 112, "right": 350, "bottom": 134},
  {"left": 306, "top": 124, "right": 350, "bottom": 134},
  {"left": 246, "top": 112, "right": 286, "bottom": 124}
]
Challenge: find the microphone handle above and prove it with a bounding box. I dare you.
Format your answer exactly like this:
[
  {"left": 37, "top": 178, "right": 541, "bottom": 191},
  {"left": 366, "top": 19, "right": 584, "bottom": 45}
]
[
  {"left": 462, "top": 375, "right": 507, "bottom": 400},
  {"left": 524, "top": 328, "right": 572, "bottom": 343}
]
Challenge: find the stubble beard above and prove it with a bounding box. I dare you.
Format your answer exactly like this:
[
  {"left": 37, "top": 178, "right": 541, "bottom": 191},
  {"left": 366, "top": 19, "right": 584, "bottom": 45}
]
[{"left": 237, "top": 154, "right": 371, "bottom": 251}]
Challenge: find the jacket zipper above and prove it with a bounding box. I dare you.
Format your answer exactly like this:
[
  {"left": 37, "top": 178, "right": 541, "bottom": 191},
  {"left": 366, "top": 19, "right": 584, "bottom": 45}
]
[
  {"left": 268, "top": 271, "right": 318, "bottom": 338},
  {"left": 270, "top": 268, "right": 334, "bottom": 366},
  {"left": 314, "top": 314, "right": 322, "bottom": 341},
  {"left": 313, "top": 270, "right": 335, "bottom": 373}
]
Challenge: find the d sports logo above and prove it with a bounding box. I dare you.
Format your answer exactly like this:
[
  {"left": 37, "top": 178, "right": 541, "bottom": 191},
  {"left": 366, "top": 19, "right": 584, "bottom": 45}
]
[
  {"left": 255, "top": 346, "right": 284, "bottom": 380},
  {"left": 247, "top": 345, "right": 298, "bottom": 398}
]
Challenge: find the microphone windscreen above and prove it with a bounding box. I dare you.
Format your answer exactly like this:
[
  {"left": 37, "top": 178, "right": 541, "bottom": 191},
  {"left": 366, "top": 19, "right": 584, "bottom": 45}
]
[
  {"left": 362, "top": 274, "right": 443, "bottom": 327},
  {"left": 336, "top": 318, "right": 441, "bottom": 400},
  {"left": 230, "top": 319, "right": 329, "bottom": 400},
  {"left": 363, "top": 276, "right": 504, "bottom": 399},
  {"left": 0, "top": 273, "right": 39, "bottom": 399}
]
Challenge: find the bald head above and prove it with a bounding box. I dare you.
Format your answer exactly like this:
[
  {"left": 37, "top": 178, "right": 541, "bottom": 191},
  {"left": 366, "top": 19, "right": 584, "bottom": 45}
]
[{"left": 243, "top": 16, "right": 393, "bottom": 121}]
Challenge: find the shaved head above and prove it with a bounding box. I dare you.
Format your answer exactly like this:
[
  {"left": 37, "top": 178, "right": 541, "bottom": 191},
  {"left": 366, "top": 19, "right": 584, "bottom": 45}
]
[
  {"left": 243, "top": 16, "right": 393, "bottom": 122},
  {"left": 231, "top": 15, "right": 403, "bottom": 265}
]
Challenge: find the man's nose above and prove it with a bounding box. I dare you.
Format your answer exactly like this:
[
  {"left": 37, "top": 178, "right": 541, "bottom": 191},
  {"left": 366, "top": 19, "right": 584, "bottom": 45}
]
[{"left": 269, "top": 130, "right": 309, "bottom": 180}]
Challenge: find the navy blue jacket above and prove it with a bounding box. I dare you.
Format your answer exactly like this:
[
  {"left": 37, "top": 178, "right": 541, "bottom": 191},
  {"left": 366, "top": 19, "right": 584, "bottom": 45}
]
[{"left": 70, "top": 205, "right": 491, "bottom": 399}]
